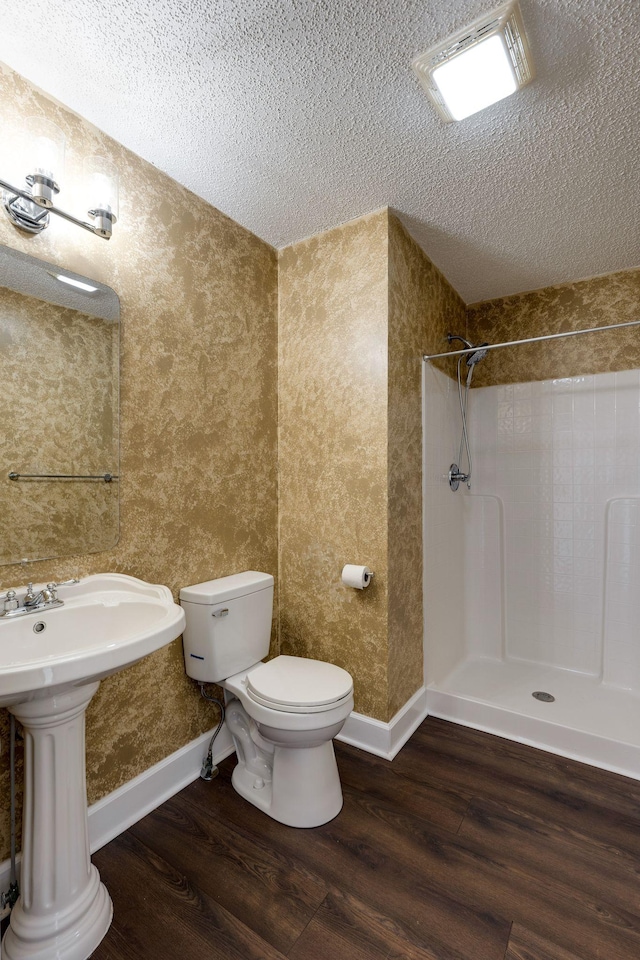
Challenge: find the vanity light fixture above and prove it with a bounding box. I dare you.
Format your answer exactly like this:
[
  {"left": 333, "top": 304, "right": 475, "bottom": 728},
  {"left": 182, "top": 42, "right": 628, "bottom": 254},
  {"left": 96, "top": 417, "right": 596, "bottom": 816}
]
[
  {"left": 1, "top": 118, "right": 119, "bottom": 240},
  {"left": 52, "top": 274, "right": 99, "bottom": 293},
  {"left": 412, "top": 1, "right": 534, "bottom": 122}
]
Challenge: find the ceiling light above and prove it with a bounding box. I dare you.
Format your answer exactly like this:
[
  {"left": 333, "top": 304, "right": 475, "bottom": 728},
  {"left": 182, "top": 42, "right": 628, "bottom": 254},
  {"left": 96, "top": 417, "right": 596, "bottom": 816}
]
[{"left": 412, "top": 1, "right": 534, "bottom": 123}]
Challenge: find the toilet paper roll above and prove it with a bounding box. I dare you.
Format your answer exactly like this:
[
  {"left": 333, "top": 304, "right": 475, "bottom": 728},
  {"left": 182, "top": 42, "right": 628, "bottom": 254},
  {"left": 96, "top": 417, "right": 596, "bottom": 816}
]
[{"left": 342, "top": 564, "right": 373, "bottom": 590}]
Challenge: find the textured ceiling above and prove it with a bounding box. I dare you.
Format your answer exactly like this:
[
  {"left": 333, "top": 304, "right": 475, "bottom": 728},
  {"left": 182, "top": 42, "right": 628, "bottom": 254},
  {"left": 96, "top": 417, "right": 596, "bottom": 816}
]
[{"left": 0, "top": 0, "right": 639, "bottom": 302}]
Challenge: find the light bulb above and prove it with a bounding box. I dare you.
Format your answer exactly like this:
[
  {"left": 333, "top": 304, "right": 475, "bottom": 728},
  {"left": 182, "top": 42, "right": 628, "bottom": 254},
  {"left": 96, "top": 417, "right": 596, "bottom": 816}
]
[
  {"left": 432, "top": 35, "right": 517, "bottom": 122},
  {"left": 84, "top": 156, "right": 119, "bottom": 238},
  {"left": 24, "top": 117, "right": 65, "bottom": 207}
]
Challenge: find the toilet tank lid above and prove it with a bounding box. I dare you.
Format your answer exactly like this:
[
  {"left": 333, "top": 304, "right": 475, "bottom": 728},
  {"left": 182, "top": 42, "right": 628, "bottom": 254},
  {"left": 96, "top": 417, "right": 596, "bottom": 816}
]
[{"left": 180, "top": 571, "right": 273, "bottom": 605}]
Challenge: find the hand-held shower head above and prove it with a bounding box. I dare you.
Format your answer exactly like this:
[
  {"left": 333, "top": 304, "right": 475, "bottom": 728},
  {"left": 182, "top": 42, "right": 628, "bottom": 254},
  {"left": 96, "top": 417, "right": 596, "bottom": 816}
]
[{"left": 466, "top": 344, "right": 489, "bottom": 367}]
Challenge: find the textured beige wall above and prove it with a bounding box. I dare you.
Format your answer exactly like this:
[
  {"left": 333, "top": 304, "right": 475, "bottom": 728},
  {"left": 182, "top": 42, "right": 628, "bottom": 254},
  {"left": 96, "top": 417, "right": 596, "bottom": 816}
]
[
  {"left": 278, "top": 211, "right": 390, "bottom": 719},
  {"left": 279, "top": 211, "right": 466, "bottom": 721},
  {"left": 467, "top": 268, "right": 640, "bottom": 387},
  {"left": 387, "top": 214, "right": 466, "bottom": 715},
  {"left": 0, "top": 63, "right": 278, "bottom": 860},
  {"left": 0, "top": 289, "right": 119, "bottom": 562}
]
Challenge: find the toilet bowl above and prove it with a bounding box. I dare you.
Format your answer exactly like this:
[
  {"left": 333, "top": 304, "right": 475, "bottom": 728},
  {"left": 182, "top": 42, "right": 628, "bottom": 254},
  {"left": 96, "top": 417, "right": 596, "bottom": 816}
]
[{"left": 180, "top": 572, "right": 354, "bottom": 827}]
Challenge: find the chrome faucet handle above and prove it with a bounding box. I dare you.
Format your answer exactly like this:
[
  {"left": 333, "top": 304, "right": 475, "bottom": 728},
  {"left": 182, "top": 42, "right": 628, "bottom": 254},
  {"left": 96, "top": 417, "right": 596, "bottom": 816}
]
[
  {"left": 2, "top": 590, "right": 19, "bottom": 613},
  {"left": 44, "top": 579, "right": 79, "bottom": 603},
  {"left": 23, "top": 582, "right": 37, "bottom": 604}
]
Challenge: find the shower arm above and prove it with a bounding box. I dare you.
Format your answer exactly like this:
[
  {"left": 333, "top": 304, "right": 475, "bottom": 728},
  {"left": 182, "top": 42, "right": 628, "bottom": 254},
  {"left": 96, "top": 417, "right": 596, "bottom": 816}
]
[{"left": 422, "top": 317, "right": 640, "bottom": 363}]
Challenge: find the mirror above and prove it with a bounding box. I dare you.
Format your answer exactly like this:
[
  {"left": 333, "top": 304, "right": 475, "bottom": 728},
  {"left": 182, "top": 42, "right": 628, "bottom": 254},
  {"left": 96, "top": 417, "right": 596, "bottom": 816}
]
[{"left": 0, "top": 244, "right": 119, "bottom": 565}]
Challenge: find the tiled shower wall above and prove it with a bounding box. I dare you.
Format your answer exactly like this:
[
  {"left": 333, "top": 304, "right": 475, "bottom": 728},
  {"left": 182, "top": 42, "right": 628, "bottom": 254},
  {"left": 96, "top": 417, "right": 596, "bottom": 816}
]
[{"left": 465, "top": 368, "right": 640, "bottom": 684}]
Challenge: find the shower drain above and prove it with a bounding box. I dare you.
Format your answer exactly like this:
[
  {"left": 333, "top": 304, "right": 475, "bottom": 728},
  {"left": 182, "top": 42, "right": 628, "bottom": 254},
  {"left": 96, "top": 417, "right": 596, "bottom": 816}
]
[{"left": 532, "top": 691, "right": 555, "bottom": 702}]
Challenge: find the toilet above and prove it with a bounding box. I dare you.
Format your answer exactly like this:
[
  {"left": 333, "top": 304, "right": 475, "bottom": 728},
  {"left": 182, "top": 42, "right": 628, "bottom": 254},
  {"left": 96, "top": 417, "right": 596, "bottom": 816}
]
[{"left": 180, "top": 571, "right": 354, "bottom": 827}]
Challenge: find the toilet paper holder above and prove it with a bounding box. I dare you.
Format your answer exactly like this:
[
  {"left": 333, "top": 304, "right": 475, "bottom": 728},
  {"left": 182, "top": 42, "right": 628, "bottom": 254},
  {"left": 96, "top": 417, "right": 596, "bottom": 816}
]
[{"left": 341, "top": 564, "right": 374, "bottom": 589}]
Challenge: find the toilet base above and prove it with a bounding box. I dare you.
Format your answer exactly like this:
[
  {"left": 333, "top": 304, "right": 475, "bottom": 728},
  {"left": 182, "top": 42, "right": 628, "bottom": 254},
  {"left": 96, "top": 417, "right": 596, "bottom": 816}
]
[{"left": 231, "top": 740, "right": 344, "bottom": 827}]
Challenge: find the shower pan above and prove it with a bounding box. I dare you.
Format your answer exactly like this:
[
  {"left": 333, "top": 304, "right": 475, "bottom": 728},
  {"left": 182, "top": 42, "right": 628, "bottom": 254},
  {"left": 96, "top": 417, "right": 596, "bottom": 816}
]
[{"left": 422, "top": 323, "right": 640, "bottom": 781}]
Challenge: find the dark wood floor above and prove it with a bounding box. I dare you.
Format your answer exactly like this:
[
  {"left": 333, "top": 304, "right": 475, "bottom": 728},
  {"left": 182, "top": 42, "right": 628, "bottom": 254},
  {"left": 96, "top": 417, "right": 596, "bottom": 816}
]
[{"left": 90, "top": 718, "right": 640, "bottom": 960}]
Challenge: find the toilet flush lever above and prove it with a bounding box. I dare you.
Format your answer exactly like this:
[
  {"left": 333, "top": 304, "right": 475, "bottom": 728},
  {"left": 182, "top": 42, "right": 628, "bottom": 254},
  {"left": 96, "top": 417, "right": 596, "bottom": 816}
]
[{"left": 212, "top": 608, "right": 229, "bottom": 618}]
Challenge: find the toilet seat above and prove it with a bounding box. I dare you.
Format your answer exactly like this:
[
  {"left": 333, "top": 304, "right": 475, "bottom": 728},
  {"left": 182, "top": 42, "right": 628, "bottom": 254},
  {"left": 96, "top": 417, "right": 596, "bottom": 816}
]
[{"left": 245, "top": 655, "right": 353, "bottom": 714}]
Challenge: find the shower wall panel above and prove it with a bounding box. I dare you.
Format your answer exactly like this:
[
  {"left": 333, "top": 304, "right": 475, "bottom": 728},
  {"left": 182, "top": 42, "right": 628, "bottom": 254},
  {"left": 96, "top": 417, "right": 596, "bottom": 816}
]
[
  {"left": 423, "top": 363, "right": 467, "bottom": 685},
  {"left": 468, "top": 369, "right": 640, "bottom": 678},
  {"left": 604, "top": 497, "right": 640, "bottom": 690},
  {"left": 463, "top": 496, "right": 503, "bottom": 660}
]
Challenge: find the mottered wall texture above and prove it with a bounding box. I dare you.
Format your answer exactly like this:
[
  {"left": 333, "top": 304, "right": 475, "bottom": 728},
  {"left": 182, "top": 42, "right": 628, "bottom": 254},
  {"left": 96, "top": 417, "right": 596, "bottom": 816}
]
[
  {"left": 467, "top": 268, "right": 640, "bottom": 388},
  {"left": 279, "top": 211, "right": 466, "bottom": 721},
  {"left": 387, "top": 214, "right": 467, "bottom": 716},
  {"left": 278, "top": 211, "right": 390, "bottom": 719},
  {"left": 0, "top": 62, "right": 278, "bottom": 860}
]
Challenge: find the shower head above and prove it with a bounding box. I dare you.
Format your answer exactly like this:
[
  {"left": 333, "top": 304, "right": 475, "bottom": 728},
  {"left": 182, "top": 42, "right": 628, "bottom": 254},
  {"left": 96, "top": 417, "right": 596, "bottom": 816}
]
[
  {"left": 447, "top": 333, "right": 490, "bottom": 367},
  {"left": 466, "top": 344, "right": 489, "bottom": 367}
]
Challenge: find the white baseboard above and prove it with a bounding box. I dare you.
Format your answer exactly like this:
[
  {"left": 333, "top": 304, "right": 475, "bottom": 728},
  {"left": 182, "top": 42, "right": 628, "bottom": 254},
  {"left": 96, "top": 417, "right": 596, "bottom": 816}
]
[
  {"left": 337, "top": 685, "right": 428, "bottom": 760},
  {"left": 0, "top": 688, "right": 429, "bottom": 895},
  {"left": 88, "top": 723, "right": 235, "bottom": 852},
  {"left": 0, "top": 724, "right": 234, "bottom": 893}
]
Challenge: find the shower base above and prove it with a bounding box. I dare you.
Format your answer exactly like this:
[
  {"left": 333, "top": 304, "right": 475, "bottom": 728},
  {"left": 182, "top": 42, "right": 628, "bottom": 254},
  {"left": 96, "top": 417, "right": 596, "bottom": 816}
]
[{"left": 427, "top": 657, "right": 640, "bottom": 781}]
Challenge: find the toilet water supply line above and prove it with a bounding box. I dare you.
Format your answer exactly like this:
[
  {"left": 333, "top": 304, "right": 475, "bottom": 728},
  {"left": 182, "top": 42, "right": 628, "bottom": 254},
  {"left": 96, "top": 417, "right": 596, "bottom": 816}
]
[
  {"left": 198, "top": 683, "right": 226, "bottom": 781},
  {"left": 1, "top": 714, "right": 20, "bottom": 919}
]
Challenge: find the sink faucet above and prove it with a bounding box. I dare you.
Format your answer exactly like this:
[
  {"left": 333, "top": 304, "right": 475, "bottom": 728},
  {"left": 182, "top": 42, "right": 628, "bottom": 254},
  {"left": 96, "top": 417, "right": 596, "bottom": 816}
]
[
  {"left": 23, "top": 583, "right": 49, "bottom": 609},
  {"left": 0, "top": 578, "right": 80, "bottom": 618}
]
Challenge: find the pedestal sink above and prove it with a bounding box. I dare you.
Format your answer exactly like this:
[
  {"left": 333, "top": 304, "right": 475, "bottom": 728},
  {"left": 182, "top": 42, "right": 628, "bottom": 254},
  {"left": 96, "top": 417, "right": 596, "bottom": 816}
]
[{"left": 0, "top": 574, "right": 186, "bottom": 960}]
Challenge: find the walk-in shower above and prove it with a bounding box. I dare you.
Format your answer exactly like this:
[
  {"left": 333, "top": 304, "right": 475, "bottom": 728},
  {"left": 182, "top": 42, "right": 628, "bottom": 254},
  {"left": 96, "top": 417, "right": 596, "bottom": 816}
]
[{"left": 422, "top": 316, "right": 640, "bottom": 781}]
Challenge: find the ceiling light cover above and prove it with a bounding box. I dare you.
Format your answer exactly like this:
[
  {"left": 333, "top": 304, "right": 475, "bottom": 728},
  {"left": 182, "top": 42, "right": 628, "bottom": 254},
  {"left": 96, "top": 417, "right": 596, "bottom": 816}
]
[{"left": 412, "top": 1, "right": 534, "bottom": 123}]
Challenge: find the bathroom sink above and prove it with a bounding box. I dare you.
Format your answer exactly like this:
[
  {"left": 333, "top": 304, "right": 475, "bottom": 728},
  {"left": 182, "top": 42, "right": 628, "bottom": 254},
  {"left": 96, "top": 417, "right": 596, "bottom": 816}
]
[
  {"left": 0, "top": 573, "right": 185, "bottom": 960},
  {"left": 0, "top": 573, "right": 186, "bottom": 707}
]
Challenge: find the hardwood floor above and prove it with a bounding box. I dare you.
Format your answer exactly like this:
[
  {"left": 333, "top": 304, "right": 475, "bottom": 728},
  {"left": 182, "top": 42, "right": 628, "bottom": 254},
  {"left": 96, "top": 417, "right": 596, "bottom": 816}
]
[{"left": 90, "top": 718, "right": 640, "bottom": 959}]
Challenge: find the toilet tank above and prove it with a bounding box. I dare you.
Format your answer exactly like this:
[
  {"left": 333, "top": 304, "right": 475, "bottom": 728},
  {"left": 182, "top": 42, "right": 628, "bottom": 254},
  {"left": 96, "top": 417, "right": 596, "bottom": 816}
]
[{"left": 180, "top": 571, "right": 274, "bottom": 683}]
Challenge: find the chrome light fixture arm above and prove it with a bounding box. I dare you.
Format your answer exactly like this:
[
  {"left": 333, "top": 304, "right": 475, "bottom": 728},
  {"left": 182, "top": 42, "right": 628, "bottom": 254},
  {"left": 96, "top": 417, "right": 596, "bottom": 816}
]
[{"left": 0, "top": 175, "right": 115, "bottom": 239}]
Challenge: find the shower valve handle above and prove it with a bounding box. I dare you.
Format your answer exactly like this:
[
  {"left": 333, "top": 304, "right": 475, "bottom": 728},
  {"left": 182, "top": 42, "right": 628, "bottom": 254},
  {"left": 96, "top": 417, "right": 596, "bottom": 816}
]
[{"left": 449, "top": 463, "right": 470, "bottom": 492}]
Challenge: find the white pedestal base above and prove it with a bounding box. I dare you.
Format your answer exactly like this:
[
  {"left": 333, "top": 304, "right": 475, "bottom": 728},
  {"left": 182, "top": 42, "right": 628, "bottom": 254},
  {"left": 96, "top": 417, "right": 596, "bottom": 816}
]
[{"left": 2, "top": 683, "right": 113, "bottom": 960}]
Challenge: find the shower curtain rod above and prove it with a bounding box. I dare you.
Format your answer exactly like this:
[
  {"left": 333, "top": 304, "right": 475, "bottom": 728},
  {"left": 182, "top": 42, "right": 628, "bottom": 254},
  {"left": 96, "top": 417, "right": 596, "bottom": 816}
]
[{"left": 422, "top": 317, "right": 640, "bottom": 363}]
